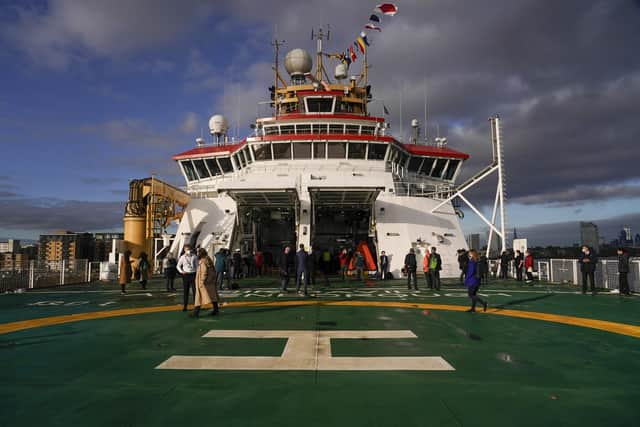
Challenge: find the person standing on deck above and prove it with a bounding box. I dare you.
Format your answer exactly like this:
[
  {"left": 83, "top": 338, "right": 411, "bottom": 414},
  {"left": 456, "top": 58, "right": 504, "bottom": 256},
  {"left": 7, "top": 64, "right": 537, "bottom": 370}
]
[
  {"left": 177, "top": 244, "right": 198, "bottom": 311},
  {"left": 499, "top": 251, "right": 511, "bottom": 279},
  {"left": 279, "top": 246, "right": 292, "bottom": 292},
  {"left": 339, "top": 248, "right": 349, "bottom": 281},
  {"left": 295, "top": 244, "right": 310, "bottom": 296},
  {"left": 422, "top": 250, "right": 431, "bottom": 289},
  {"left": 137, "top": 252, "right": 149, "bottom": 290},
  {"left": 465, "top": 250, "right": 488, "bottom": 312},
  {"left": 514, "top": 250, "right": 524, "bottom": 282},
  {"left": 214, "top": 248, "right": 227, "bottom": 290},
  {"left": 254, "top": 251, "right": 264, "bottom": 277},
  {"left": 380, "top": 251, "right": 389, "bottom": 281},
  {"left": 524, "top": 250, "right": 534, "bottom": 284},
  {"left": 163, "top": 255, "right": 177, "bottom": 291},
  {"left": 190, "top": 248, "right": 220, "bottom": 318},
  {"left": 404, "top": 248, "right": 418, "bottom": 290},
  {"left": 478, "top": 254, "right": 489, "bottom": 285},
  {"left": 578, "top": 245, "right": 598, "bottom": 295},
  {"left": 118, "top": 250, "right": 132, "bottom": 294},
  {"left": 457, "top": 249, "right": 468, "bottom": 285},
  {"left": 354, "top": 251, "right": 365, "bottom": 281},
  {"left": 617, "top": 247, "right": 631, "bottom": 296},
  {"left": 428, "top": 247, "right": 442, "bottom": 291}
]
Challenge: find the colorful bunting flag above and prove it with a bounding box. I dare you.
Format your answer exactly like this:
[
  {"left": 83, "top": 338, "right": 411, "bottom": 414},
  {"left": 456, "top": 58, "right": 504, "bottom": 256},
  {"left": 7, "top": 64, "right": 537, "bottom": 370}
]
[
  {"left": 369, "top": 14, "right": 380, "bottom": 23},
  {"left": 356, "top": 36, "right": 366, "bottom": 53},
  {"left": 375, "top": 3, "right": 398, "bottom": 16},
  {"left": 360, "top": 32, "right": 370, "bottom": 46},
  {"left": 365, "top": 23, "right": 382, "bottom": 32},
  {"left": 349, "top": 46, "right": 357, "bottom": 62}
]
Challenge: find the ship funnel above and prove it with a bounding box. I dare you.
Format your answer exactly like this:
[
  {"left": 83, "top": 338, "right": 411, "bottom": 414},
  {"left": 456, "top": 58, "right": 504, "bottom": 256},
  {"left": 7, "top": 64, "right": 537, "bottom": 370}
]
[{"left": 284, "top": 48, "right": 312, "bottom": 84}]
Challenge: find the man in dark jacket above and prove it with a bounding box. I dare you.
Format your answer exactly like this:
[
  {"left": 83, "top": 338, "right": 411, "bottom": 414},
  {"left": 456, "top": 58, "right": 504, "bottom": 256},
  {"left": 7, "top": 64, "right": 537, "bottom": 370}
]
[
  {"left": 514, "top": 250, "right": 524, "bottom": 281},
  {"left": 578, "top": 246, "right": 597, "bottom": 295},
  {"left": 617, "top": 247, "right": 630, "bottom": 296},
  {"left": 457, "top": 249, "right": 468, "bottom": 284},
  {"left": 380, "top": 251, "right": 389, "bottom": 280},
  {"left": 296, "top": 244, "right": 310, "bottom": 296},
  {"left": 499, "top": 251, "right": 511, "bottom": 279},
  {"left": 214, "top": 248, "right": 226, "bottom": 290},
  {"left": 232, "top": 249, "right": 243, "bottom": 279},
  {"left": 279, "top": 246, "right": 292, "bottom": 292},
  {"left": 404, "top": 248, "right": 418, "bottom": 290},
  {"left": 428, "top": 247, "right": 442, "bottom": 291}
]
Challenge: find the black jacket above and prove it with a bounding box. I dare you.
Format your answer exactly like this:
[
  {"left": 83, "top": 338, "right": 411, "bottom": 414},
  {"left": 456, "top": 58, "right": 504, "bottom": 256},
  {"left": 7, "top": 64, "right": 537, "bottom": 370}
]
[
  {"left": 618, "top": 252, "right": 630, "bottom": 274},
  {"left": 579, "top": 252, "right": 597, "bottom": 273},
  {"left": 404, "top": 253, "right": 417, "bottom": 271},
  {"left": 380, "top": 255, "right": 388, "bottom": 268}
]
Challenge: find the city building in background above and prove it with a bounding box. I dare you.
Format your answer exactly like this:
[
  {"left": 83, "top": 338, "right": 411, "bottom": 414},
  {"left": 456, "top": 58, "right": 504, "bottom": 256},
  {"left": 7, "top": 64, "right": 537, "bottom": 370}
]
[
  {"left": 0, "top": 239, "right": 21, "bottom": 254},
  {"left": 465, "top": 233, "right": 481, "bottom": 251},
  {"left": 93, "top": 232, "right": 124, "bottom": 262},
  {"left": 580, "top": 222, "right": 600, "bottom": 251},
  {"left": 38, "top": 231, "right": 94, "bottom": 262}
]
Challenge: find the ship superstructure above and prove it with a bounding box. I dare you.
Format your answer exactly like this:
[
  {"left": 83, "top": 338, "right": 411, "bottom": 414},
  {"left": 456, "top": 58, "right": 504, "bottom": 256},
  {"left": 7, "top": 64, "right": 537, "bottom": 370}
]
[{"left": 169, "top": 38, "right": 470, "bottom": 278}]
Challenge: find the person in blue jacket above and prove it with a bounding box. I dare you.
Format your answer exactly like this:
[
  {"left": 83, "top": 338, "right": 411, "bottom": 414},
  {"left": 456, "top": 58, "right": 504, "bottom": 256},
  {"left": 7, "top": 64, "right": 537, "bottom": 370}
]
[{"left": 465, "top": 249, "right": 488, "bottom": 312}]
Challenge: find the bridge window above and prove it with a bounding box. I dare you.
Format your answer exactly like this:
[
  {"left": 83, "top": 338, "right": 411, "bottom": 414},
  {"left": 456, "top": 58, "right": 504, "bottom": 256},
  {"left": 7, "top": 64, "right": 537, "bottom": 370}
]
[
  {"left": 408, "top": 157, "right": 423, "bottom": 173},
  {"left": 280, "top": 125, "right": 295, "bottom": 135},
  {"left": 264, "top": 126, "right": 279, "bottom": 136},
  {"left": 273, "top": 142, "right": 292, "bottom": 160},
  {"left": 181, "top": 160, "right": 198, "bottom": 181},
  {"left": 327, "top": 142, "right": 347, "bottom": 158},
  {"left": 312, "top": 123, "right": 327, "bottom": 133},
  {"left": 244, "top": 148, "right": 253, "bottom": 164},
  {"left": 193, "top": 159, "right": 211, "bottom": 178},
  {"left": 218, "top": 157, "right": 234, "bottom": 174},
  {"left": 252, "top": 143, "right": 272, "bottom": 161},
  {"left": 313, "top": 142, "right": 326, "bottom": 159},
  {"left": 361, "top": 126, "right": 375, "bottom": 135},
  {"left": 443, "top": 159, "right": 460, "bottom": 180},
  {"left": 431, "top": 158, "right": 448, "bottom": 178},
  {"left": 205, "top": 158, "right": 221, "bottom": 176},
  {"left": 236, "top": 152, "right": 246, "bottom": 168},
  {"left": 419, "top": 158, "right": 435, "bottom": 175},
  {"left": 347, "top": 142, "right": 366, "bottom": 159},
  {"left": 296, "top": 124, "right": 311, "bottom": 134},
  {"left": 305, "top": 96, "right": 335, "bottom": 113},
  {"left": 345, "top": 125, "right": 360, "bottom": 135},
  {"left": 367, "top": 143, "right": 387, "bottom": 160},
  {"left": 329, "top": 124, "right": 344, "bottom": 134},
  {"left": 293, "top": 142, "right": 312, "bottom": 159}
]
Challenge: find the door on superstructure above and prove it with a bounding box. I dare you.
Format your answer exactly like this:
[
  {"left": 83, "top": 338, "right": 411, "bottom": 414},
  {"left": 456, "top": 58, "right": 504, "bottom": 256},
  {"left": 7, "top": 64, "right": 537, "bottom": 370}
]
[
  {"left": 223, "top": 188, "right": 299, "bottom": 273},
  {"left": 308, "top": 187, "right": 383, "bottom": 274}
]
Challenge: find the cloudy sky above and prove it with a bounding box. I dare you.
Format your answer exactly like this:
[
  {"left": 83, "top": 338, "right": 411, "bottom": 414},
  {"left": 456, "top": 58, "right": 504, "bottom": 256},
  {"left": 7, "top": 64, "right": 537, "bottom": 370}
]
[{"left": 1, "top": 0, "right": 639, "bottom": 246}]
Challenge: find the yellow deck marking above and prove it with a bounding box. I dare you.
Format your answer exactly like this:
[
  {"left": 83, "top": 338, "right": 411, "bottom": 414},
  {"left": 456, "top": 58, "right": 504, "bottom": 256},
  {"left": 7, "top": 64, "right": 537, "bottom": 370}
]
[{"left": 0, "top": 300, "right": 639, "bottom": 338}]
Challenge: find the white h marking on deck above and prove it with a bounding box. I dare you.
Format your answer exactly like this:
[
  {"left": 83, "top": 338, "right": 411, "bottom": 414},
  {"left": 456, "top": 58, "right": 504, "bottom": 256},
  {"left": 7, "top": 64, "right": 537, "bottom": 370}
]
[{"left": 155, "top": 330, "right": 455, "bottom": 371}]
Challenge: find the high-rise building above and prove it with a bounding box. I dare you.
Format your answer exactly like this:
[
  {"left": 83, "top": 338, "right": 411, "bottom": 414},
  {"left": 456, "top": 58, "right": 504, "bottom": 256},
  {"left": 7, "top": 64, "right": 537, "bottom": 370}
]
[
  {"left": 634, "top": 233, "right": 640, "bottom": 248},
  {"left": 0, "top": 239, "right": 21, "bottom": 254},
  {"left": 466, "top": 233, "right": 481, "bottom": 251},
  {"left": 38, "top": 231, "right": 94, "bottom": 262},
  {"left": 580, "top": 222, "right": 599, "bottom": 251},
  {"left": 93, "top": 232, "right": 124, "bottom": 261},
  {"left": 623, "top": 226, "right": 632, "bottom": 241}
]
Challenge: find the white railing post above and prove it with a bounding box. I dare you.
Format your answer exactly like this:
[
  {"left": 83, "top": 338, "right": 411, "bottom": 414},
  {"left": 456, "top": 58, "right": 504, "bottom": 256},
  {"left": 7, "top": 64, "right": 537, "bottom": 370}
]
[
  {"left": 86, "top": 260, "right": 90, "bottom": 283},
  {"left": 61, "top": 260, "right": 66, "bottom": 286},
  {"left": 29, "top": 260, "right": 34, "bottom": 289},
  {"left": 572, "top": 260, "right": 578, "bottom": 285}
]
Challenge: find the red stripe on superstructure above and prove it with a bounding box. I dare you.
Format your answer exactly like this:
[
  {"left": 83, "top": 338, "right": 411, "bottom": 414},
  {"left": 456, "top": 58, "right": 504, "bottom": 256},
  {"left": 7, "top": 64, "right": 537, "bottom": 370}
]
[
  {"left": 172, "top": 140, "right": 246, "bottom": 160},
  {"left": 401, "top": 143, "right": 470, "bottom": 160},
  {"left": 250, "top": 134, "right": 394, "bottom": 143},
  {"left": 262, "top": 114, "right": 385, "bottom": 122}
]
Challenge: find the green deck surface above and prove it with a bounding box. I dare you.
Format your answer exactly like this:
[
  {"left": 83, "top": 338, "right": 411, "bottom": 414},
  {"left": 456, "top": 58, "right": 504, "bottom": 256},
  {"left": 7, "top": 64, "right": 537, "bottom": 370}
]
[{"left": 1, "top": 277, "right": 639, "bottom": 426}]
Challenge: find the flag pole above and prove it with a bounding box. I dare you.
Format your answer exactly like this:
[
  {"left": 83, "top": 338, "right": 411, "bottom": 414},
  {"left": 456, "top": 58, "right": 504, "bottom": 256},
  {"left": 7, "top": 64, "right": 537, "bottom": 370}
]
[{"left": 363, "top": 48, "right": 368, "bottom": 115}]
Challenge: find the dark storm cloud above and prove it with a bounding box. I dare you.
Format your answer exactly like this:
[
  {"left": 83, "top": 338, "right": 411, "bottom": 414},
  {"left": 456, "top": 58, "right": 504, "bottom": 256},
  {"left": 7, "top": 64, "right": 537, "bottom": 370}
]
[
  {"left": 224, "top": 0, "right": 640, "bottom": 207},
  {"left": 0, "top": 198, "right": 123, "bottom": 231}
]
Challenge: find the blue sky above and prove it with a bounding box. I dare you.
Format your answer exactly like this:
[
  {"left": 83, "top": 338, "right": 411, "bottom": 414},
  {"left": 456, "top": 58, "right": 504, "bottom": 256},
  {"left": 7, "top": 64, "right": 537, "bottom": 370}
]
[{"left": 1, "top": 0, "right": 639, "bottom": 246}]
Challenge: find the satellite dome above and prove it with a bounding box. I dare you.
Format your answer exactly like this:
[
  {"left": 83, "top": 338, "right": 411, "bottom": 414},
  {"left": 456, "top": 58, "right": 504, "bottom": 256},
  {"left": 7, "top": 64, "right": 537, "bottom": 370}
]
[
  {"left": 208, "top": 115, "right": 228, "bottom": 135},
  {"left": 284, "top": 49, "right": 312, "bottom": 76}
]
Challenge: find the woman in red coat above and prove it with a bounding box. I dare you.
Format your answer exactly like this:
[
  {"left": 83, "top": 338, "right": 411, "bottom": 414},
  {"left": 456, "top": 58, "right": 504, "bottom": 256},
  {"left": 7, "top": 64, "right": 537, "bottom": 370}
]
[{"left": 524, "top": 250, "right": 534, "bottom": 284}]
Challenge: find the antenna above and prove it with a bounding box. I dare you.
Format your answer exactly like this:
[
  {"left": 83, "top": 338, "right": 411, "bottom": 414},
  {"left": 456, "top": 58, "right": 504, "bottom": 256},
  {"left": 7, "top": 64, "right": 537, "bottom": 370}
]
[
  {"left": 271, "top": 38, "right": 285, "bottom": 117},
  {"left": 423, "top": 77, "right": 428, "bottom": 142},
  {"left": 312, "top": 26, "right": 330, "bottom": 81}
]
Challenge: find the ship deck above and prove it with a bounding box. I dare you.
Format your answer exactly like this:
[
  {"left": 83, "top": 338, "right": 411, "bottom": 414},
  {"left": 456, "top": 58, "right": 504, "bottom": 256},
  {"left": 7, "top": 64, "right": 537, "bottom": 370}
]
[{"left": 1, "top": 277, "right": 639, "bottom": 426}]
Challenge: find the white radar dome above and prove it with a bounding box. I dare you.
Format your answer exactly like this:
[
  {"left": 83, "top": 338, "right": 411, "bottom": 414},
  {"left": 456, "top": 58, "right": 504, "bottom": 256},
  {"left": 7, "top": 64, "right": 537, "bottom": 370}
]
[
  {"left": 208, "top": 115, "right": 228, "bottom": 135},
  {"left": 284, "top": 49, "right": 312, "bottom": 76}
]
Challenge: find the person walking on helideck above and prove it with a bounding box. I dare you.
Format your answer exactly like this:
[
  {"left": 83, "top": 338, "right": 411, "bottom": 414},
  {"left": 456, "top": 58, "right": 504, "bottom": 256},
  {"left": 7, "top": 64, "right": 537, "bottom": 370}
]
[
  {"left": 163, "top": 255, "right": 177, "bottom": 291},
  {"left": 118, "top": 250, "right": 132, "bottom": 294},
  {"left": 177, "top": 244, "right": 198, "bottom": 311},
  {"left": 279, "top": 246, "right": 292, "bottom": 292},
  {"left": 524, "top": 250, "right": 534, "bottom": 284},
  {"left": 190, "top": 248, "right": 220, "bottom": 318},
  {"left": 295, "top": 244, "right": 310, "bottom": 296},
  {"left": 465, "top": 249, "right": 487, "bottom": 312},
  {"left": 380, "top": 251, "right": 389, "bottom": 280}
]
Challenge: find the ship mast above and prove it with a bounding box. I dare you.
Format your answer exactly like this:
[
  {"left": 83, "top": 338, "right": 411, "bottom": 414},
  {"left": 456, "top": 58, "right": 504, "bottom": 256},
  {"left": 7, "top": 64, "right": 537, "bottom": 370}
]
[
  {"left": 311, "top": 26, "right": 330, "bottom": 82},
  {"left": 271, "top": 39, "right": 285, "bottom": 118}
]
